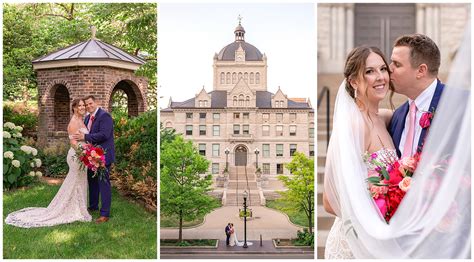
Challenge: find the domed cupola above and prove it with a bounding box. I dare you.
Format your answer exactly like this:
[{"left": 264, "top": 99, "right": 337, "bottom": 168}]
[
  {"left": 234, "top": 19, "right": 245, "bottom": 42},
  {"left": 217, "top": 16, "right": 263, "bottom": 61}
]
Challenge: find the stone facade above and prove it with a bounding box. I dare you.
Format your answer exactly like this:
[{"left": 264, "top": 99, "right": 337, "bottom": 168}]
[
  {"left": 161, "top": 22, "right": 314, "bottom": 178},
  {"left": 317, "top": 3, "right": 471, "bottom": 75}
]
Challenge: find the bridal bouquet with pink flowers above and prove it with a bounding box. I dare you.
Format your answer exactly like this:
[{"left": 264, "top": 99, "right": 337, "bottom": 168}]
[
  {"left": 75, "top": 143, "right": 107, "bottom": 180},
  {"left": 366, "top": 152, "right": 420, "bottom": 222}
]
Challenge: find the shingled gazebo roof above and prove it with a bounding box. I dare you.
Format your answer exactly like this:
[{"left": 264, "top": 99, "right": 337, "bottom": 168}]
[{"left": 32, "top": 37, "right": 145, "bottom": 71}]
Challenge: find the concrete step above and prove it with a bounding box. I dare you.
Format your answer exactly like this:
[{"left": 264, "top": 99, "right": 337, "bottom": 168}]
[{"left": 227, "top": 181, "right": 259, "bottom": 190}]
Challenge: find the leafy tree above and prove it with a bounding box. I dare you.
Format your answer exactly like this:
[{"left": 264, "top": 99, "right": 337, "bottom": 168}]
[
  {"left": 160, "top": 136, "right": 218, "bottom": 242},
  {"left": 279, "top": 152, "right": 315, "bottom": 234}
]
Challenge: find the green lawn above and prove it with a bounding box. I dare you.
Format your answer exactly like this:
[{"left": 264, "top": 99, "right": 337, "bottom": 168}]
[
  {"left": 160, "top": 214, "right": 204, "bottom": 228},
  {"left": 266, "top": 199, "right": 313, "bottom": 228},
  {"left": 160, "top": 202, "right": 221, "bottom": 228},
  {"left": 3, "top": 182, "right": 157, "bottom": 259}
]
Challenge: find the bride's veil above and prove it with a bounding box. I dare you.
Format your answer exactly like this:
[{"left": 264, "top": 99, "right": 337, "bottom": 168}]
[{"left": 323, "top": 23, "right": 471, "bottom": 258}]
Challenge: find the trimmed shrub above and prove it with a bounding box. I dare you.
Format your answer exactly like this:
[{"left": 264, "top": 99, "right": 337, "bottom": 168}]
[
  {"left": 112, "top": 110, "right": 157, "bottom": 211},
  {"left": 3, "top": 102, "right": 38, "bottom": 138}
]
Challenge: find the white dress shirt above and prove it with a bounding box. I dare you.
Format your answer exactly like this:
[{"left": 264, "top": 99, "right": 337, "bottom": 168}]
[
  {"left": 86, "top": 107, "right": 100, "bottom": 130},
  {"left": 398, "top": 79, "right": 437, "bottom": 155}
]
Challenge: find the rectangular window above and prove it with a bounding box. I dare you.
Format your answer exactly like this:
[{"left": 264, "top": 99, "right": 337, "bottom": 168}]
[
  {"left": 243, "top": 125, "right": 249, "bottom": 135},
  {"left": 234, "top": 113, "right": 240, "bottom": 119},
  {"left": 290, "top": 144, "right": 297, "bottom": 156},
  {"left": 309, "top": 144, "right": 314, "bottom": 157},
  {"left": 263, "top": 163, "right": 270, "bottom": 174},
  {"left": 186, "top": 113, "right": 193, "bottom": 119},
  {"left": 276, "top": 113, "right": 283, "bottom": 122},
  {"left": 199, "top": 144, "right": 206, "bottom": 156},
  {"left": 186, "top": 125, "right": 193, "bottom": 136},
  {"left": 212, "top": 163, "right": 219, "bottom": 174},
  {"left": 262, "top": 113, "right": 269, "bottom": 121},
  {"left": 309, "top": 128, "right": 314, "bottom": 138},
  {"left": 277, "top": 163, "right": 284, "bottom": 174},
  {"left": 213, "top": 125, "right": 220, "bottom": 136},
  {"left": 290, "top": 125, "right": 297, "bottom": 136},
  {"left": 213, "top": 113, "right": 220, "bottom": 121},
  {"left": 233, "top": 124, "right": 240, "bottom": 135},
  {"left": 212, "top": 144, "right": 220, "bottom": 157},
  {"left": 276, "top": 125, "right": 283, "bottom": 136},
  {"left": 290, "top": 113, "right": 296, "bottom": 122},
  {"left": 243, "top": 113, "right": 249, "bottom": 119},
  {"left": 262, "top": 144, "right": 270, "bottom": 157},
  {"left": 262, "top": 125, "right": 270, "bottom": 136},
  {"left": 199, "top": 113, "right": 206, "bottom": 119},
  {"left": 199, "top": 125, "right": 206, "bottom": 135},
  {"left": 276, "top": 144, "right": 283, "bottom": 157}
]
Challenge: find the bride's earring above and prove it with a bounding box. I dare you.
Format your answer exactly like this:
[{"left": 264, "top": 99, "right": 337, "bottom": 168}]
[{"left": 354, "top": 89, "right": 358, "bottom": 99}]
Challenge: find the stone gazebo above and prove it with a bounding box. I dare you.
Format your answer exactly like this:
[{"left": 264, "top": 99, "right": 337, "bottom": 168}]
[{"left": 33, "top": 32, "right": 148, "bottom": 147}]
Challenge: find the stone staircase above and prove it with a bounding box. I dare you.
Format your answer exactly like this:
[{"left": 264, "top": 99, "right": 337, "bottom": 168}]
[
  {"left": 225, "top": 166, "right": 261, "bottom": 207},
  {"left": 316, "top": 74, "right": 408, "bottom": 258}
]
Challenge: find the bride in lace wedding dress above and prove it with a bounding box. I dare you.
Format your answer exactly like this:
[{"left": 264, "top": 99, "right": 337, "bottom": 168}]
[
  {"left": 323, "top": 46, "right": 396, "bottom": 259},
  {"left": 5, "top": 99, "right": 92, "bottom": 228}
]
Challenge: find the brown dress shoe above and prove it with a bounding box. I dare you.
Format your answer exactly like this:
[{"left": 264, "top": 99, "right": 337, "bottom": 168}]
[{"left": 95, "top": 216, "right": 109, "bottom": 224}]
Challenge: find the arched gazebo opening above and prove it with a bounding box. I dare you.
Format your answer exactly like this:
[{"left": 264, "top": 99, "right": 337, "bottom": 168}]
[
  {"left": 52, "top": 84, "right": 70, "bottom": 131},
  {"left": 109, "top": 80, "right": 144, "bottom": 117}
]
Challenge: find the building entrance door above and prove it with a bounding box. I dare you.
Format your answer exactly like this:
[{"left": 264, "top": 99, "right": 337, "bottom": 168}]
[
  {"left": 235, "top": 145, "right": 247, "bottom": 166},
  {"left": 354, "top": 4, "right": 416, "bottom": 60}
]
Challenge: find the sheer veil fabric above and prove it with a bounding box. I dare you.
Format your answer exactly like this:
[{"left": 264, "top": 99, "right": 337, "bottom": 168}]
[{"left": 324, "top": 24, "right": 471, "bottom": 258}]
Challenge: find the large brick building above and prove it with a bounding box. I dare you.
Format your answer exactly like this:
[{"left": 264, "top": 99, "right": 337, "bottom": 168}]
[{"left": 161, "top": 21, "right": 314, "bottom": 181}]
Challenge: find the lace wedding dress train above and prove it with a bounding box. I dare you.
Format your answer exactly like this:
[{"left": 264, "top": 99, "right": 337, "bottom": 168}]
[{"left": 5, "top": 144, "right": 92, "bottom": 228}]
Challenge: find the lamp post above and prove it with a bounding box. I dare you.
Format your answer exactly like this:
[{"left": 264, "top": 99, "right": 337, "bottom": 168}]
[
  {"left": 225, "top": 147, "right": 230, "bottom": 170},
  {"left": 243, "top": 190, "right": 249, "bottom": 248},
  {"left": 254, "top": 148, "right": 260, "bottom": 170}
]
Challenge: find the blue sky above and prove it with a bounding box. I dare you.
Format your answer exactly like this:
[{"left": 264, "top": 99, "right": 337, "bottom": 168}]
[{"left": 158, "top": 3, "right": 316, "bottom": 107}]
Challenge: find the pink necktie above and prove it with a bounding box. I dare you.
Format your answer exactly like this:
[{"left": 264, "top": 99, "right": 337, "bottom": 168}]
[
  {"left": 402, "top": 102, "right": 417, "bottom": 158},
  {"left": 87, "top": 115, "right": 95, "bottom": 130}
]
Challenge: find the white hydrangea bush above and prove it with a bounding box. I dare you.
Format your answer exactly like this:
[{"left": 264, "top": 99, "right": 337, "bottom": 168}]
[{"left": 3, "top": 121, "right": 41, "bottom": 189}]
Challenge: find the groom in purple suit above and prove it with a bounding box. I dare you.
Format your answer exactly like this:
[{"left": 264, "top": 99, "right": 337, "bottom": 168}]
[
  {"left": 74, "top": 95, "right": 115, "bottom": 223},
  {"left": 389, "top": 34, "right": 444, "bottom": 158}
]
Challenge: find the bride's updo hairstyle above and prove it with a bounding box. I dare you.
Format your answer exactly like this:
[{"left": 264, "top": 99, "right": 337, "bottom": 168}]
[
  {"left": 343, "top": 46, "right": 393, "bottom": 104},
  {"left": 70, "top": 98, "right": 84, "bottom": 114}
]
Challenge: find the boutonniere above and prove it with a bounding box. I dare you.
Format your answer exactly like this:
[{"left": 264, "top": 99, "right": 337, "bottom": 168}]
[{"left": 419, "top": 109, "right": 435, "bottom": 128}]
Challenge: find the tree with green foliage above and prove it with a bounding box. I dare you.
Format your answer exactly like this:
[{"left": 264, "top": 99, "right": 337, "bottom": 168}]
[
  {"left": 160, "top": 135, "right": 218, "bottom": 242},
  {"left": 279, "top": 152, "right": 314, "bottom": 234},
  {"left": 3, "top": 3, "right": 157, "bottom": 107}
]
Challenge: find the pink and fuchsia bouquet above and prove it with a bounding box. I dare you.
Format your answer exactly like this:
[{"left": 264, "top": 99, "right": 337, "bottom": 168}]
[
  {"left": 366, "top": 152, "right": 420, "bottom": 223},
  {"left": 76, "top": 143, "right": 107, "bottom": 180}
]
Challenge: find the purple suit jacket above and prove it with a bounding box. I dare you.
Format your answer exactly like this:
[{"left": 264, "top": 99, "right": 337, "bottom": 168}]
[
  {"left": 84, "top": 108, "right": 115, "bottom": 165},
  {"left": 389, "top": 80, "right": 445, "bottom": 157}
]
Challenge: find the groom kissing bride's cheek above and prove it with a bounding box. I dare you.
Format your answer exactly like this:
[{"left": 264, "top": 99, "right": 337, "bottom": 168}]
[{"left": 323, "top": 32, "right": 469, "bottom": 259}]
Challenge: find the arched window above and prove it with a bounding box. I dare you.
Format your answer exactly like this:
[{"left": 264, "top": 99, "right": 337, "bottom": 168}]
[
  {"left": 232, "top": 73, "right": 236, "bottom": 84},
  {"left": 233, "top": 96, "right": 237, "bottom": 106},
  {"left": 256, "top": 72, "right": 260, "bottom": 84},
  {"left": 238, "top": 72, "right": 243, "bottom": 81},
  {"left": 250, "top": 73, "right": 254, "bottom": 84},
  {"left": 226, "top": 72, "right": 231, "bottom": 84},
  {"left": 239, "top": 94, "right": 244, "bottom": 107},
  {"left": 244, "top": 72, "right": 248, "bottom": 83},
  {"left": 246, "top": 96, "right": 250, "bottom": 107},
  {"left": 220, "top": 72, "right": 225, "bottom": 84}
]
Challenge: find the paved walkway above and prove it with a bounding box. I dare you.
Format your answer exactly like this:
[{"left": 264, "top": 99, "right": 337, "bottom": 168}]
[
  {"left": 160, "top": 206, "right": 303, "bottom": 241},
  {"left": 161, "top": 240, "right": 314, "bottom": 259}
]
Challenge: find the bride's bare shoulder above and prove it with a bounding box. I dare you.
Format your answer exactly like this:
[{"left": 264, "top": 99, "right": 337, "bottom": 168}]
[{"left": 67, "top": 118, "right": 81, "bottom": 134}]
